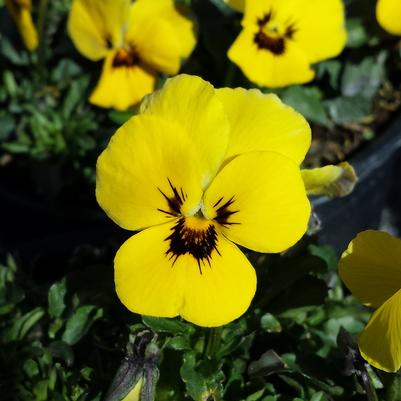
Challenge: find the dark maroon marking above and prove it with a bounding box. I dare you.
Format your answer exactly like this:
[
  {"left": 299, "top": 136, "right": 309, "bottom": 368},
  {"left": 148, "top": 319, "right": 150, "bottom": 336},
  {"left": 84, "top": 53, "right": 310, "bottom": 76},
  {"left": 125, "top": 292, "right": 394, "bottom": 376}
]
[
  {"left": 112, "top": 48, "right": 140, "bottom": 68},
  {"left": 214, "top": 196, "right": 240, "bottom": 227},
  {"left": 254, "top": 11, "right": 298, "bottom": 55},
  {"left": 158, "top": 179, "right": 187, "bottom": 217},
  {"left": 165, "top": 218, "right": 220, "bottom": 274}
]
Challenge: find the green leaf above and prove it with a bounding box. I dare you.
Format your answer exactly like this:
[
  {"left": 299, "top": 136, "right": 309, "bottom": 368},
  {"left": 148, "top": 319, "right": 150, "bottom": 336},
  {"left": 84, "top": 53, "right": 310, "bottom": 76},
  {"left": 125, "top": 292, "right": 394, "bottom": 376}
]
[
  {"left": 248, "top": 350, "right": 287, "bottom": 378},
  {"left": 48, "top": 278, "right": 67, "bottom": 318},
  {"left": 346, "top": 18, "right": 369, "bottom": 48},
  {"left": 326, "top": 95, "right": 372, "bottom": 124},
  {"left": 142, "top": 316, "right": 194, "bottom": 335},
  {"left": 260, "top": 313, "right": 282, "bottom": 333},
  {"left": 310, "top": 392, "right": 329, "bottom": 401},
  {"left": 48, "top": 341, "right": 74, "bottom": 367},
  {"left": 385, "top": 375, "right": 401, "bottom": 401},
  {"left": 62, "top": 305, "right": 103, "bottom": 345},
  {"left": 108, "top": 110, "right": 135, "bottom": 125},
  {"left": 246, "top": 389, "right": 265, "bottom": 401},
  {"left": 281, "top": 86, "right": 330, "bottom": 127},
  {"left": 0, "top": 113, "right": 15, "bottom": 140},
  {"left": 3, "top": 307, "right": 45, "bottom": 342}
]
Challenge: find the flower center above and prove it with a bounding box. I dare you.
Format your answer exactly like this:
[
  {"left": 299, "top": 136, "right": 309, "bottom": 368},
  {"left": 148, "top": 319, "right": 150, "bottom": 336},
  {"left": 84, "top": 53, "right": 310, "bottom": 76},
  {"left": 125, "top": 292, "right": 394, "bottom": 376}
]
[
  {"left": 166, "top": 216, "right": 219, "bottom": 273},
  {"left": 112, "top": 47, "right": 140, "bottom": 68},
  {"left": 254, "top": 12, "right": 297, "bottom": 55}
]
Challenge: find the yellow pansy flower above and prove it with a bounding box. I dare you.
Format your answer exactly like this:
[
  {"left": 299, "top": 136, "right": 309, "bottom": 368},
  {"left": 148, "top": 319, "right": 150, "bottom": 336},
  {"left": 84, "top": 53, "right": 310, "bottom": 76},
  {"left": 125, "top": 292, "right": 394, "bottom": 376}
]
[
  {"left": 339, "top": 230, "right": 401, "bottom": 372},
  {"left": 67, "top": 0, "right": 197, "bottom": 111},
  {"left": 228, "top": 0, "right": 347, "bottom": 88},
  {"left": 376, "top": 0, "right": 401, "bottom": 35},
  {"left": 5, "top": 0, "right": 38, "bottom": 51},
  {"left": 96, "top": 74, "right": 312, "bottom": 327}
]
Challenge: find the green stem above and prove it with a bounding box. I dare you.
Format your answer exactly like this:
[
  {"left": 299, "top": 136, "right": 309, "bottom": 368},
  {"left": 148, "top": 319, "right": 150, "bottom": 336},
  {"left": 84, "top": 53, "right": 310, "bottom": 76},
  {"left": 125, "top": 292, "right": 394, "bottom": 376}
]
[
  {"left": 37, "top": 0, "right": 49, "bottom": 79},
  {"left": 204, "top": 327, "right": 223, "bottom": 359}
]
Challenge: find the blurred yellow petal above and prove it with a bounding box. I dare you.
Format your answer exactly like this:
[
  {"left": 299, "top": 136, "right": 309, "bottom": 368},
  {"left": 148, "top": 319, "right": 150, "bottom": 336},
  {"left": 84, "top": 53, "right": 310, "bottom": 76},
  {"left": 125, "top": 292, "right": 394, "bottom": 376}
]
[
  {"left": 203, "top": 151, "right": 310, "bottom": 253},
  {"left": 224, "top": 0, "right": 245, "bottom": 12},
  {"left": 292, "top": 0, "right": 347, "bottom": 63},
  {"left": 96, "top": 114, "right": 205, "bottom": 231},
  {"left": 122, "top": 378, "right": 143, "bottom": 401},
  {"left": 377, "top": 0, "right": 401, "bottom": 35},
  {"left": 228, "top": 28, "right": 314, "bottom": 88},
  {"left": 359, "top": 289, "right": 401, "bottom": 372},
  {"left": 216, "top": 87, "right": 311, "bottom": 164},
  {"left": 68, "top": 0, "right": 130, "bottom": 61},
  {"left": 140, "top": 75, "right": 230, "bottom": 188},
  {"left": 125, "top": 0, "right": 197, "bottom": 74},
  {"left": 339, "top": 230, "right": 401, "bottom": 308},
  {"left": 5, "top": 0, "right": 38, "bottom": 51},
  {"left": 302, "top": 162, "right": 357, "bottom": 197},
  {"left": 89, "top": 51, "right": 156, "bottom": 110},
  {"left": 115, "top": 221, "right": 256, "bottom": 327}
]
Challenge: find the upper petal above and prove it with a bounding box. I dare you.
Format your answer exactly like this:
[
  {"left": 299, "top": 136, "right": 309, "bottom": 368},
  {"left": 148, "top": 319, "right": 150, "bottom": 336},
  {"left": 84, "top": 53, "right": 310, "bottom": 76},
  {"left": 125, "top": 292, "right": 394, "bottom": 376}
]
[
  {"left": 114, "top": 221, "right": 256, "bottom": 327},
  {"left": 339, "top": 230, "right": 401, "bottom": 308},
  {"left": 89, "top": 52, "right": 157, "bottom": 110},
  {"left": 228, "top": 28, "right": 315, "bottom": 88},
  {"left": 96, "top": 114, "right": 204, "bottom": 231},
  {"left": 216, "top": 87, "right": 311, "bottom": 164},
  {"left": 140, "top": 75, "right": 230, "bottom": 189},
  {"left": 376, "top": 0, "right": 401, "bottom": 35},
  {"left": 359, "top": 288, "right": 401, "bottom": 372},
  {"left": 67, "top": 0, "right": 130, "bottom": 60},
  {"left": 224, "top": 0, "right": 245, "bottom": 12},
  {"left": 125, "top": 0, "right": 197, "bottom": 74},
  {"left": 203, "top": 151, "right": 311, "bottom": 253}
]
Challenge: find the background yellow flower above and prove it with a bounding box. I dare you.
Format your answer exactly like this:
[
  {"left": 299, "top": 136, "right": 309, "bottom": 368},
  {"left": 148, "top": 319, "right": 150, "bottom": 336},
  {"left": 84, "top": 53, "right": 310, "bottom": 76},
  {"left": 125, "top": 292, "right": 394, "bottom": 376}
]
[
  {"left": 228, "top": 0, "right": 347, "bottom": 88},
  {"left": 67, "top": 0, "right": 197, "bottom": 110},
  {"left": 340, "top": 230, "right": 401, "bottom": 372},
  {"left": 376, "top": 0, "right": 401, "bottom": 35}
]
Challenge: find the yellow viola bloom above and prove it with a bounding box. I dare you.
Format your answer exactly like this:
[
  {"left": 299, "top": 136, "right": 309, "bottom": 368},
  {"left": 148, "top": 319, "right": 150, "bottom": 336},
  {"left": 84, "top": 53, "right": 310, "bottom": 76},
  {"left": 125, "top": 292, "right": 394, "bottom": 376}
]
[
  {"left": 339, "top": 230, "right": 401, "bottom": 372},
  {"left": 96, "top": 74, "right": 311, "bottom": 327},
  {"left": 224, "top": 0, "right": 245, "bottom": 13},
  {"left": 376, "top": 0, "right": 401, "bottom": 35},
  {"left": 228, "top": 0, "right": 347, "bottom": 88},
  {"left": 5, "top": 0, "right": 38, "bottom": 51},
  {"left": 68, "top": 0, "right": 197, "bottom": 111}
]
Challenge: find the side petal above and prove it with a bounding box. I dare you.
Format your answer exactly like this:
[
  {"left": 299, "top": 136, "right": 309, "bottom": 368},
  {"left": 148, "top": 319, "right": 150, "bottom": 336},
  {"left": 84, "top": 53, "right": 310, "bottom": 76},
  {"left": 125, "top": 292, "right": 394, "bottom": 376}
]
[
  {"left": 114, "top": 222, "right": 256, "bottom": 327},
  {"left": 203, "top": 151, "right": 311, "bottom": 253},
  {"left": 140, "top": 75, "right": 230, "bottom": 189},
  {"left": 89, "top": 52, "right": 156, "bottom": 110},
  {"left": 67, "top": 0, "right": 130, "bottom": 61},
  {"left": 293, "top": 0, "right": 347, "bottom": 63},
  {"left": 376, "top": 0, "right": 401, "bottom": 35},
  {"left": 301, "top": 162, "right": 357, "bottom": 197},
  {"left": 359, "top": 289, "right": 401, "bottom": 372},
  {"left": 125, "top": 0, "right": 197, "bottom": 74},
  {"left": 228, "top": 28, "right": 315, "bottom": 88},
  {"left": 216, "top": 87, "right": 311, "bottom": 164},
  {"left": 96, "top": 114, "right": 204, "bottom": 231},
  {"left": 339, "top": 230, "right": 401, "bottom": 308}
]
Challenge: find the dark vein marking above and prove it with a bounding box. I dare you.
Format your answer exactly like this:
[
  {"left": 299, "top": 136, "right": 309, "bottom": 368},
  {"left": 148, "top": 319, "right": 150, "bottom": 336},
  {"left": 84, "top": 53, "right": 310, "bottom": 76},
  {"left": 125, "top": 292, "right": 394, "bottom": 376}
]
[
  {"left": 214, "top": 196, "right": 240, "bottom": 227},
  {"left": 158, "top": 178, "right": 187, "bottom": 217}
]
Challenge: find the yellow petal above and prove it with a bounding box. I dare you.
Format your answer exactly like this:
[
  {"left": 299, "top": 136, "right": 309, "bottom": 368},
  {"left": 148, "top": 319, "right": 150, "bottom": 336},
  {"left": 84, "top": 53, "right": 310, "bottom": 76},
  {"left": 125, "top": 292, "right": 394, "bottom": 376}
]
[
  {"left": 5, "top": 1, "right": 38, "bottom": 51},
  {"left": 125, "top": 0, "right": 197, "bottom": 74},
  {"left": 228, "top": 28, "right": 315, "bottom": 88},
  {"left": 301, "top": 162, "right": 357, "bottom": 197},
  {"left": 292, "top": 0, "right": 347, "bottom": 63},
  {"left": 123, "top": 378, "right": 143, "bottom": 401},
  {"left": 203, "top": 151, "right": 311, "bottom": 253},
  {"left": 339, "top": 230, "right": 401, "bottom": 308},
  {"left": 89, "top": 52, "right": 156, "bottom": 110},
  {"left": 140, "top": 75, "right": 230, "bottom": 188},
  {"left": 224, "top": 0, "right": 245, "bottom": 12},
  {"left": 359, "top": 288, "right": 401, "bottom": 372},
  {"left": 96, "top": 114, "right": 204, "bottom": 231},
  {"left": 114, "top": 221, "right": 256, "bottom": 327},
  {"left": 67, "top": 0, "right": 130, "bottom": 61},
  {"left": 377, "top": 0, "right": 401, "bottom": 35},
  {"left": 216, "top": 87, "right": 311, "bottom": 164}
]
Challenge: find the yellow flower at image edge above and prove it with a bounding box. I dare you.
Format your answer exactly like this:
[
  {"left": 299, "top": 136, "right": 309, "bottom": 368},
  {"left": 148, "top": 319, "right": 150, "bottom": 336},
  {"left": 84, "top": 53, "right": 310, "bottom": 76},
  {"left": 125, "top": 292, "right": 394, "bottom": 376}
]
[
  {"left": 376, "top": 0, "right": 401, "bottom": 35},
  {"left": 67, "top": 0, "right": 197, "bottom": 110},
  {"left": 340, "top": 230, "right": 401, "bottom": 372},
  {"left": 96, "top": 74, "right": 312, "bottom": 327},
  {"left": 228, "top": 0, "right": 347, "bottom": 88},
  {"left": 5, "top": 0, "right": 38, "bottom": 51}
]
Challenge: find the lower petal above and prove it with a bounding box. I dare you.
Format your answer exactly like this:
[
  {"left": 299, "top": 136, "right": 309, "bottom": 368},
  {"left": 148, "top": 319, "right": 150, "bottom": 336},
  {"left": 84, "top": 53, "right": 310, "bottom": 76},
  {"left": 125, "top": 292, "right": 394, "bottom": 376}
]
[
  {"left": 114, "top": 221, "right": 256, "bottom": 327},
  {"left": 90, "top": 53, "right": 156, "bottom": 110},
  {"left": 359, "top": 288, "right": 401, "bottom": 372},
  {"left": 228, "top": 29, "right": 314, "bottom": 88}
]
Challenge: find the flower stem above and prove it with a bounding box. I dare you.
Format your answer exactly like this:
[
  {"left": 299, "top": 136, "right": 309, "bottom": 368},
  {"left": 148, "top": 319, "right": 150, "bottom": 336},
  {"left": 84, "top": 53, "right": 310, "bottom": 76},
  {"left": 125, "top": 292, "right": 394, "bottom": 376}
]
[
  {"left": 37, "top": 0, "right": 49, "bottom": 79},
  {"left": 204, "top": 327, "right": 223, "bottom": 359}
]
